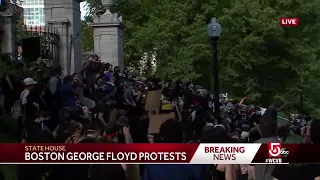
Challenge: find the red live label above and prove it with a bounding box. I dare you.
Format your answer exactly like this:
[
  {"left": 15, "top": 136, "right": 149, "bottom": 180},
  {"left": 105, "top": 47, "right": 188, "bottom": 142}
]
[{"left": 280, "top": 18, "right": 299, "bottom": 26}]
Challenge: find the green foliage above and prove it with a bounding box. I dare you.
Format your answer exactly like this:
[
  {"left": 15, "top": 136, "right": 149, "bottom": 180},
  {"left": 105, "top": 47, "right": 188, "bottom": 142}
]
[
  {"left": 0, "top": 53, "right": 59, "bottom": 81},
  {"left": 15, "top": 20, "right": 37, "bottom": 43},
  {"left": 0, "top": 53, "right": 24, "bottom": 78},
  {"left": 86, "top": 0, "right": 320, "bottom": 115},
  {"left": 81, "top": 20, "right": 94, "bottom": 52},
  {"left": 0, "top": 53, "right": 15, "bottom": 78},
  {"left": 85, "top": 0, "right": 105, "bottom": 16}
]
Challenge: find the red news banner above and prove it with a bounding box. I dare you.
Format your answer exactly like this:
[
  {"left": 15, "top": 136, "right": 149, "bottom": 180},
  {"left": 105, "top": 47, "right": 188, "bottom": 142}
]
[{"left": 0, "top": 143, "right": 318, "bottom": 164}]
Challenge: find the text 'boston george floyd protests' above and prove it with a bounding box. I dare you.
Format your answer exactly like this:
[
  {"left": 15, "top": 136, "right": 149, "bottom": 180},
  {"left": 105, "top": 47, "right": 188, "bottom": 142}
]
[
  {"left": 23, "top": 145, "right": 187, "bottom": 162},
  {"left": 25, "top": 151, "right": 187, "bottom": 161}
]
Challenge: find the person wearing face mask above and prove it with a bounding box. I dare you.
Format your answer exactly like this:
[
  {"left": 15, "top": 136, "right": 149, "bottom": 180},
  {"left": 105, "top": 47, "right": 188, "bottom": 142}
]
[
  {"left": 162, "top": 80, "right": 171, "bottom": 99},
  {"left": 187, "top": 81, "right": 195, "bottom": 91},
  {"left": 113, "top": 66, "right": 121, "bottom": 87},
  {"left": 183, "top": 81, "right": 195, "bottom": 110},
  {"left": 248, "top": 106, "right": 262, "bottom": 127},
  {"left": 171, "top": 80, "right": 183, "bottom": 100},
  {"left": 219, "top": 94, "right": 227, "bottom": 106}
]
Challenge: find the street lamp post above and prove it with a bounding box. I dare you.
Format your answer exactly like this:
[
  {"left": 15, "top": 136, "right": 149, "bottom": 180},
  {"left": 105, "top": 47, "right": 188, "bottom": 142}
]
[{"left": 207, "top": 17, "right": 222, "bottom": 123}]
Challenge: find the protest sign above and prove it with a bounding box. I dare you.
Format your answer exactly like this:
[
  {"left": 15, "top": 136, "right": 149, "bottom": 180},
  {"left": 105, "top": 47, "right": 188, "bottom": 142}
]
[
  {"left": 145, "top": 89, "right": 162, "bottom": 111},
  {"left": 148, "top": 112, "right": 176, "bottom": 134}
]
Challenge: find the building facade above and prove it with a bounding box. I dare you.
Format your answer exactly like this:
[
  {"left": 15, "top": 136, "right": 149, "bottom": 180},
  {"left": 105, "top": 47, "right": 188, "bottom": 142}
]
[
  {"left": 11, "top": 0, "right": 87, "bottom": 26},
  {"left": 22, "top": 0, "right": 44, "bottom": 26},
  {"left": 10, "top": 0, "right": 44, "bottom": 26}
]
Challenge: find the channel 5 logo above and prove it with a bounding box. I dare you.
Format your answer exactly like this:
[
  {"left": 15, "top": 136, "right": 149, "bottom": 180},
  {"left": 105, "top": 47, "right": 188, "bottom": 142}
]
[{"left": 268, "top": 143, "right": 289, "bottom": 158}]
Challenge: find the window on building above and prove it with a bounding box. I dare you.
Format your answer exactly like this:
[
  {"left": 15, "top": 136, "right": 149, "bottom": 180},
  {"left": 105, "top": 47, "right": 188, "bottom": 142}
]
[
  {"left": 24, "top": 8, "right": 29, "bottom": 14},
  {"left": 23, "top": 5, "right": 45, "bottom": 26},
  {"left": 40, "top": 15, "right": 44, "bottom": 24},
  {"left": 34, "top": 8, "right": 38, "bottom": 15},
  {"left": 23, "top": 0, "right": 31, "bottom": 5}
]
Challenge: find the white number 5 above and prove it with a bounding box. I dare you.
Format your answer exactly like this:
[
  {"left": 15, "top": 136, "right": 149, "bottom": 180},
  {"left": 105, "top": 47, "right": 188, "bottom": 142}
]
[{"left": 269, "top": 143, "right": 281, "bottom": 157}]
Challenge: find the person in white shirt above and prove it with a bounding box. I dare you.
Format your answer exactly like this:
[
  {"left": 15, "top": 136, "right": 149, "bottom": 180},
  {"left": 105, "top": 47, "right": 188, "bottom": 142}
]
[
  {"left": 17, "top": 78, "right": 37, "bottom": 140},
  {"left": 21, "top": 78, "right": 37, "bottom": 106},
  {"left": 48, "top": 70, "right": 60, "bottom": 95}
]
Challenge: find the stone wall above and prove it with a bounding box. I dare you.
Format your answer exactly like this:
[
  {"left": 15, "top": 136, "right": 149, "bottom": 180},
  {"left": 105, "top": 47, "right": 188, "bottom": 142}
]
[
  {"left": 91, "top": 10, "right": 124, "bottom": 71},
  {"left": 44, "top": 0, "right": 82, "bottom": 75},
  {"left": 0, "top": 2, "right": 24, "bottom": 58}
]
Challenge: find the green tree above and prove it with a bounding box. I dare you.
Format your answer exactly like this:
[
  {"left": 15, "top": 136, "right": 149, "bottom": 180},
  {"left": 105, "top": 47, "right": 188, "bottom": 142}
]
[
  {"left": 85, "top": 0, "right": 105, "bottom": 16},
  {"left": 85, "top": 0, "right": 156, "bottom": 72},
  {"left": 16, "top": 20, "right": 34, "bottom": 42},
  {"left": 81, "top": 20, "right": 94, "bottom": 52},
  {"left": 85, "top": 0, "right": 320, "bottom": 115}
]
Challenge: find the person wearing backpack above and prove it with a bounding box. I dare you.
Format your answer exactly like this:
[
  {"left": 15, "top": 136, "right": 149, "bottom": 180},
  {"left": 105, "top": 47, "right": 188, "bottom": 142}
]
[{"left": 13, "top": 77, "right": 36, "bottom": 139}]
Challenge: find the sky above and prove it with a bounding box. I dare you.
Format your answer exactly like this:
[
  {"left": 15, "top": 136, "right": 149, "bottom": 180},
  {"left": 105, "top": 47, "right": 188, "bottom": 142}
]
[{"left": 80, "top": 2, "right": 88, "bottom": 20}]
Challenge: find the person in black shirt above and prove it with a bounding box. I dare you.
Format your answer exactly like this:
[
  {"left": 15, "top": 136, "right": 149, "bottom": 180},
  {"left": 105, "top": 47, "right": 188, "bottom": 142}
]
[
  {"left": 95, "top": 103, "right": 111, "bottom": 127},
  {"left": 113, "top": 66, "right": 121, "bottom": 87},
  {"left": 183, "top": 81, "right": 195, "bottom": 110},
  {"left": 19, "top": 104, "right": 53, "bottom": 180},
  {"left": 2, "top": 73, "right": 15, "bottom": 114},
  {"left": 25, "top": 84, "right": 47, "bottom": 127},
  {"left": 171, "top": 80, "right": 183, "bottom": 100},
  {"left": 21, "top": 104, "right": 53, "bottom": 143},
  {"left": 162, "top": 80, "right": 171, "bottom": 99}
]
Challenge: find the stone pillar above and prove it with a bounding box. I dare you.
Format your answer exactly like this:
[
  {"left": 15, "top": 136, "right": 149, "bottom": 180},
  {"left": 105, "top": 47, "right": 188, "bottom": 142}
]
[
  {"left": 44, "top": 0, "right": 82, "bottom": 76},
  {"left": 91, "top": 11, "right": 125, "bottom": 70},
  {"left": 0, "top": 10, "right": 17, "bottom": 61}
]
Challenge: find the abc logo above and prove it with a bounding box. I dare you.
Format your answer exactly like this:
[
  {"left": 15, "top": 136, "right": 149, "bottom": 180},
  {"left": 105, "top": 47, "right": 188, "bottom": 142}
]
[{"left": 280, "top": 148, "right": 289, "bottom": 157}]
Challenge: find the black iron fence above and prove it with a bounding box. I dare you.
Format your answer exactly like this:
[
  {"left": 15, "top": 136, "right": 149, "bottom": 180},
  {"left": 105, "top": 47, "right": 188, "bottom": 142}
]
[{"left": 17, "top": 25, "right": 60, "bottom": 67}]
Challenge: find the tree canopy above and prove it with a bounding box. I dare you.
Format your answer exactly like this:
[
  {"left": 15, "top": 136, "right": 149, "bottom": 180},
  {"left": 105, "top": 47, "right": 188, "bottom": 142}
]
[
  {"left": 85, "top": 0, "right": 320, "bottom": 115},
  {"left": 81, "top": 20, "right": 94, "bottom": 52}
]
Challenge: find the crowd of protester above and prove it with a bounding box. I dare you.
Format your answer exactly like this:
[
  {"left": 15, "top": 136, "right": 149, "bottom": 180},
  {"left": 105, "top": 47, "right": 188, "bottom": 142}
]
[{"left": 0, "top": 54, "right": 320, "bottom": 180}]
